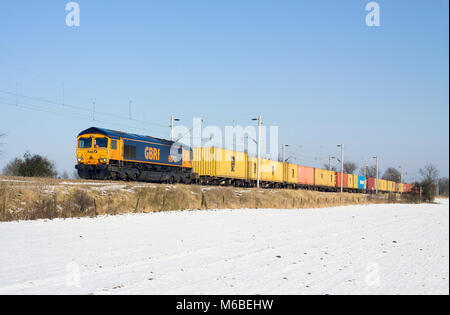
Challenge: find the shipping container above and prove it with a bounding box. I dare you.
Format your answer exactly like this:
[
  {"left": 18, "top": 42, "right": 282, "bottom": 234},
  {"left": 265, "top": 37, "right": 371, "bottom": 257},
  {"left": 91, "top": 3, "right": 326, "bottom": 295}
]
[
  {"left": 378, "top": 179, "right": 384, "bottom": 192},
  {"left": 367, "top": 177, "right": 377, "bottom": 191},
  {"left": 247, "top": 156, "right": 258, "bottom": 181},
  {"left": 335, "top": 172, "right": 349, "bottom": 189},
  {"left": 403, "top": 183, "right": 409, "bottom": 193},
  {"left": 348, "top": 174, "right": 354, "bottom": 189},
  {"left": 260, "top": 159, "right": 284, "bottom": 183},
  {"left": 193, "top": 147, "right": 247, "bottom": 180},
  {"left": 378, "top": 179, "right": 388, "bottom": 192},
  {"left": 387, "top": 181, "right": 396, "bottom": 192},
  {"left": 315, "top": 168, "right": 336, "bottom": 188},
  {"left": 358, "top": 176, "right": 366, "bottom": 190},
  {"left": 367, "top": 178, "right": 390, "bottom": 192},
  {"left": 348, "top": 174, "right": 358, "bottom": 189},
  {"left": 298, "top": 165, "right": 315, "bottom": 186},
  {"left": 404, "top": 183, "right": 413, "bottom": 193},
  {"left": 284, "top": 163, "right": 298, "bottom": 185},
  {"left": 246, "top": 158, "right": 286, "bottom": 184},
  {"left": 386, "top": 180, "right": 393, "bottom": 192}
]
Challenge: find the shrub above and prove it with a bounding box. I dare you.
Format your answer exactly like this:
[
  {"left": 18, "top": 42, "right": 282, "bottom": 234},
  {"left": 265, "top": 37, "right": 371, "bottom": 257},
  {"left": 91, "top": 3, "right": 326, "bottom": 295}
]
[{"left": 3, "top": 152, "right": 57, "bottom": 178}]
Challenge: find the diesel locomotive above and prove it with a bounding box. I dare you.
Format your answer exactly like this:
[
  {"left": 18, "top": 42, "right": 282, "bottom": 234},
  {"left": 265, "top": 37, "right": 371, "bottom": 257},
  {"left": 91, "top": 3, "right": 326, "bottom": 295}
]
[{"left": 75, "top": 127, "right": 194, "bottom": 183}]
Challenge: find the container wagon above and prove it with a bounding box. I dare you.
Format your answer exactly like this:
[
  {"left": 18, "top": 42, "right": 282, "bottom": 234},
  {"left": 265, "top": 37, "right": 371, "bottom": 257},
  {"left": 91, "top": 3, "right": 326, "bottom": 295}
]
[
  {"left": 193, "top": 147, "right": 247, "bottom": 186},
  {"left": 298, "top": 165, "right": 315, "bottom": 189},
  {"left": 315, "top": 168, "right": 336, "bottom": 191},
  {"left": 283, "top": 163, "right": 298, "bottom": 188}
]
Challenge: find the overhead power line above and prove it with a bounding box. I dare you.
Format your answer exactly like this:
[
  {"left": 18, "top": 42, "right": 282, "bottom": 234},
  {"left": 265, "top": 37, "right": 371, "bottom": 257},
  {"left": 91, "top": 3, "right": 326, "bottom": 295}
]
[
  {"left": 0, "top": 89, "right": 168, "bottom": 129},
  {"left": 0, "top": 100, "right": 167, "bottom": 136}
]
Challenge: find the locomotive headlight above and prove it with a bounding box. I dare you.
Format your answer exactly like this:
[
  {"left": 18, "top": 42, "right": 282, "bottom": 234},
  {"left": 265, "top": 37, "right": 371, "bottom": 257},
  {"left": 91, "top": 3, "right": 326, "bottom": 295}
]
[
  {"left": 100, "top": 158, "right": 107, "bottom": 163},
  {"left": 77, "top": 157, "right": 84, "bottom": 162}
]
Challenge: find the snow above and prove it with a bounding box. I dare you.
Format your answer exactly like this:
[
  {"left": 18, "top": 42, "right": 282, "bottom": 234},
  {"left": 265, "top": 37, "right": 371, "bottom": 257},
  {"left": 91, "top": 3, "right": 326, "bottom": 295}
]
[{"left": 0, "top": 200, "right": 448, "bottom": 295}]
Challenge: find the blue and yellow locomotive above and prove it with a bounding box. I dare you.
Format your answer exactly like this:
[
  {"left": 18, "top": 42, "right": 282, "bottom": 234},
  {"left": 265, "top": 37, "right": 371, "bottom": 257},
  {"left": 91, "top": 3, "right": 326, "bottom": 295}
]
[{"left": 75, "top": 127, "right": 194, "bottom": 183}]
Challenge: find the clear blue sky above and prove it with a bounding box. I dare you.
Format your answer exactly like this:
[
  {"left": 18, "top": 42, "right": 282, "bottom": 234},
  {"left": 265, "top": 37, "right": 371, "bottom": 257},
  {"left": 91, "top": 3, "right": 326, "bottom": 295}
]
[{"left": 0, "top": 0, "right": 448, "bottom": 180}]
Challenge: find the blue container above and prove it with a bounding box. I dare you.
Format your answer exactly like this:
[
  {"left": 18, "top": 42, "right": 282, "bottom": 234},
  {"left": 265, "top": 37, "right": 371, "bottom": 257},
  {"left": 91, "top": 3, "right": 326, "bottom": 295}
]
[{"left": 358, "top": 176, "right": 366, "bottom": 189}]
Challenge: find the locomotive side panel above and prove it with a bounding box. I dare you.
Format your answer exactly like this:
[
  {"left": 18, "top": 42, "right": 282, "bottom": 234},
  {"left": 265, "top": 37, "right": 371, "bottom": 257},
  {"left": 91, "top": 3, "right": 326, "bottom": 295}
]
[{"left": 122, "top": 138, "right": 183, "bottom": 167}]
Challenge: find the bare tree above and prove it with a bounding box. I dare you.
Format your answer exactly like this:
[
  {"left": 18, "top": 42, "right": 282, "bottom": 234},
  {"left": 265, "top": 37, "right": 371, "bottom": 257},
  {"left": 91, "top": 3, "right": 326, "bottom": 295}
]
[
  {"left": 323, "top": 164, "right": 337, "bottom": 172},
  {"left": 343, "top": 162, "right": 358, "bottom": 174},
  {"left": 418, "top": 164, "right": 439, "bottom": 202},
  {"left": 419, "top": 164, "right": 439, "bottom": 183},
  {"left": 383, "top": 167, "right": 401, "bottom": 183},
  {"left": 359, "top": 165, "right": 377, "bottom": 178}
]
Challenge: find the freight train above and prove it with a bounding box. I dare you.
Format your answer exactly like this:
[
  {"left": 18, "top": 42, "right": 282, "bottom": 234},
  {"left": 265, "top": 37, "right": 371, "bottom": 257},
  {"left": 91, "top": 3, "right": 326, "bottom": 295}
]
[{"left": 75, "top": 127, "right": 415, "bottom": 193}]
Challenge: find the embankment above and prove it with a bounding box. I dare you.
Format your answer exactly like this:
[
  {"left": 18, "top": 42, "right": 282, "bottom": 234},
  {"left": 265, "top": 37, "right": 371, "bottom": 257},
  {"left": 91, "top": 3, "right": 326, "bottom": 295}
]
[{"left": 0, "top": 176, "right": 417, "bottom": 222}]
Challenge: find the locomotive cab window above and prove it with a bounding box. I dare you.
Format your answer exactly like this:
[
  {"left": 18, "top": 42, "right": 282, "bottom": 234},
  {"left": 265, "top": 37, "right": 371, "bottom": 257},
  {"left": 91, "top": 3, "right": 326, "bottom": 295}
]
[
  {"left": 78, "top": 138, "right": 92, "bottom": 149},
  {"left": 95, "top": 137, "right": 108, "bottom": 148},
  {"left": 111, "top": 140, "right": 117, "bottom": 150}
]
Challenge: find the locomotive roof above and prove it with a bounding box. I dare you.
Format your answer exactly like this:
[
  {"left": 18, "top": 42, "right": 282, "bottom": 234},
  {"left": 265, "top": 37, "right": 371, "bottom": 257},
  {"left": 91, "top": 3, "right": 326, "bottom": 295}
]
[{"left": 78, "top": 127, "right": 176, "bottom": 146}]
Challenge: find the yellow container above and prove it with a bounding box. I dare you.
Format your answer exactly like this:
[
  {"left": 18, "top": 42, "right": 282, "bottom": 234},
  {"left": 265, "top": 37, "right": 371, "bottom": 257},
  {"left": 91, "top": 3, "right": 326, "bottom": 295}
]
[
  {"left": 378, "top": 179, "right": 388, "bottom": 192},
  {"left": 193, "top": 147, "right": 247, "bottom": 180},
  {"left": 351, "top": 174, "right": 359, "bottom": 189},
  {"left": 260, "top": 159, "right": 284, "bottom": 183},
  {"left": 384, "top": 180, "right": 390, "bottom": 192},
  {"left": 315, "top": 168, "right": 335, "bottom": 188},
  {"left": 283, "top": 163, "right": 298, "bottom": 184},
  {"left": 246, "top": 157, "right": 284, "bottom": 183},
  {"left": 377, "top": 179, "right": 383, "bottom": 191},
  {"left": 247, "top": 156, "right": 257, "bottom": 181},
  {"left": 348, "top": 174, "right": 356, "bottom": 189},
  {"left": 387, "top": 181, "right": 395, "bottom": 192}
]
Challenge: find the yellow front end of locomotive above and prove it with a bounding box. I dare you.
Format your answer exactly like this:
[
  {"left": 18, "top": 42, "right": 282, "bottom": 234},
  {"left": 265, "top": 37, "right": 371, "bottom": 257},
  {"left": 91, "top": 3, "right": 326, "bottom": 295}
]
[{"left": 76, "top": 133, "right": 111, "bottom": 166}]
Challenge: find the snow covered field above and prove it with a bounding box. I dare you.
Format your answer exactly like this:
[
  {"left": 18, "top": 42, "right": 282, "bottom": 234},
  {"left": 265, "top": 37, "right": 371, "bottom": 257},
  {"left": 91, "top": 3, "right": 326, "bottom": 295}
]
[{"left": 0, "top": 200, "right": 448, "bottom": 295}]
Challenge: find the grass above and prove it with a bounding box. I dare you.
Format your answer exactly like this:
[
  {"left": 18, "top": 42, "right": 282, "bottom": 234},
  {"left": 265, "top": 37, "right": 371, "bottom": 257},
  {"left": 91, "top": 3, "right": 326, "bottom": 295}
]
[{"left": 0, "top": 175, "right": 415, "bottom": 222}]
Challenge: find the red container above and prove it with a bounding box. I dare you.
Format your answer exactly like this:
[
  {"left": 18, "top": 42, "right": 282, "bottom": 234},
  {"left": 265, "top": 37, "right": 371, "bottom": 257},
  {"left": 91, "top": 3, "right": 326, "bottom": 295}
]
[
  {"left": 298, "top": 165, "right": 315, "bottom": 186},
  {"left": 395, "top": 183, "right": 399, "bottom": 192},
  {"left": 335, "top": 172, "right": 349, "bottom": 189},
  {"left": 367, "top": 178, "right": 377, "bottom": 191},
  {"left": 405, "top": 183, "right": 413, "bottom": 193}
]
